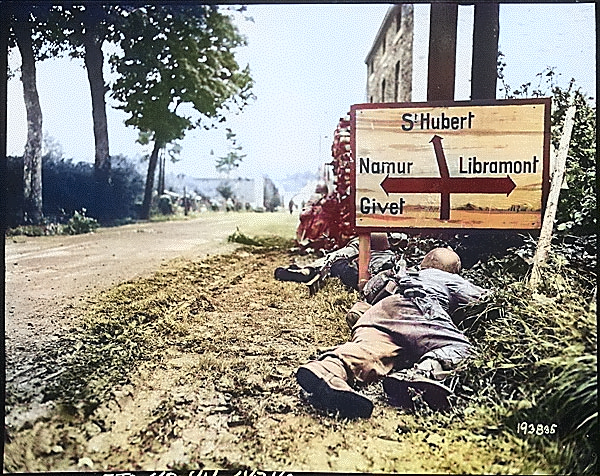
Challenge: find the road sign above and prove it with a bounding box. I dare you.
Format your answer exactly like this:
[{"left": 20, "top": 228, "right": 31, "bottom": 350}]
[{"left": 351, "top": 99, "right": 551, "bottom": 231}]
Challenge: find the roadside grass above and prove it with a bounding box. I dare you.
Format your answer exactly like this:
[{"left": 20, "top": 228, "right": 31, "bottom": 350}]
[
  {"left": 459, "top": 246, "right": 597, "bottom": 475},
  {"left": 5, "top": 209, "right": 99, "bottom": 237},
  {"left": 33, "top": 232, "right": 597, "bottom": 473}
]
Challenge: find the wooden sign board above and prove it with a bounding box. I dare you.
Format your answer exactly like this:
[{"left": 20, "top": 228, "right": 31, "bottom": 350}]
[{"left": 351, "top": 99, "right": 551, "bottom": 231}]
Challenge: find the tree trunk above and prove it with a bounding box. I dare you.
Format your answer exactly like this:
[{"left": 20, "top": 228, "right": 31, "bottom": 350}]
[
  {"left": 14, "top": 19, "right": 43, "bottom": 225},
  {"left": 157, "top": 147, "right": 165, "bottom": 196},
  {"left": 83, "top": 25, "right": 110, "bottom": 183},
  {"left": 140, "top": 141, "right": 161, "bottom": 220}
]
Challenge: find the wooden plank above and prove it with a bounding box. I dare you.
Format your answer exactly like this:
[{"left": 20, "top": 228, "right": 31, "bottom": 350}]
[
  {"left": 427, "top": 3, "right": 458, "bottom": 101},
  {"left": 352, "top": 100, "right": 549, "bottom": 231},
  {"left": 529, "top": 103, "right": 576, "bottom": 288},
  {"left": 358, "top": 233, "right": 371, "bottom": 290}
]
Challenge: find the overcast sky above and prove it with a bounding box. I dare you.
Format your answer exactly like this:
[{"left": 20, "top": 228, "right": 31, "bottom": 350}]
[{"left": 6, "top": 3, "right": 596, "bottom": 188}]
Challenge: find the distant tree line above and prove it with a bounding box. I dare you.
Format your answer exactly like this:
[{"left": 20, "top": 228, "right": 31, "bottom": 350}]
[{"left": 6, "top": 3, "right": 254, "bottom": 226}]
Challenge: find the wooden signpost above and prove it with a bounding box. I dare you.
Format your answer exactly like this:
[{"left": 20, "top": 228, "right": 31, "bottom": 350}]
[
  {"left": 350, "top": 2, "right": 555, "bottom": 289},
  {"left": 352, "top": 100, "right": 551, "bottom": 230},
  {"left": 351, "top": 99, "right": 551, "bottom": 287}
]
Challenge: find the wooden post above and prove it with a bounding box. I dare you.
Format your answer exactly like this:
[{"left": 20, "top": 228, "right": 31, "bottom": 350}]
[
  {"left": 427, "top": 3, "right": 457, "bottom": 220},
  {"left": 427, "top": 3, "right": 458, "bottom": 102},
  {"left": 358, "top": 233, "right": 371, "bottom": 290},
  {"left": 471, "top": 2, "right": 499, "bottom": 100},
  {"left": 529, "top": 104, "right": 576, "bottom": 288}
]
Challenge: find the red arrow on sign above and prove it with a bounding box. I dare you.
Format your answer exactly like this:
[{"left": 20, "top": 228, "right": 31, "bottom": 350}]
[
  {"left": 380, "top": 175, "right": 517, "bottom": 196},
  {"left": 377, "top": 135, "right": 518, "bottom": 220}
]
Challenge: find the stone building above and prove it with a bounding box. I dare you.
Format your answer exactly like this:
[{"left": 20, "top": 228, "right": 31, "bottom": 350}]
[{"left": 365, "top": 4, "right": 414, "bottom": 103}]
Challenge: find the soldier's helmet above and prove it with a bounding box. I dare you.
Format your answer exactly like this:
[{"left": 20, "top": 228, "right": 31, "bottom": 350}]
[{"left": 420, "top": 247, "right": 461, "bottom": 274}]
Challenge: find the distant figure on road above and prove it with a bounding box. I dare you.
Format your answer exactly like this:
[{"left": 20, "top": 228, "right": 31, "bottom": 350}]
[
  {"left": 295, "top": 247, "right": 488, "bottom": 419},
  {"left": 289, "top": 199, "right": 295, "bottom": 215}
]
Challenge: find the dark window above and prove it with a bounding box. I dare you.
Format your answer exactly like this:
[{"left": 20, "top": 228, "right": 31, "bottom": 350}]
[
  {"left": 382, "top": 32, "right": 386, "bottom": 54},
  {"left": 396, "top": 8, "right": 402, "bottom": 32},
  {"left": 382, "top": 79, "right": 386, "bottom": 102}
]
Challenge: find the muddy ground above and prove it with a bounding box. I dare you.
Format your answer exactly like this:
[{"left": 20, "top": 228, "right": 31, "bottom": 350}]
[{"left": 4, "top": 212, "right": 562, "bottom": 473}]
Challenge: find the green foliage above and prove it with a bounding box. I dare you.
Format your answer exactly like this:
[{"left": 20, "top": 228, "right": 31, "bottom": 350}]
[
  {"left": 551, "top": 85, "right": 597, "bottom": 233},
  {"left": 5, "top": 153, "right": 144, "bottom": 229},
  {"left": 217, "top": 182, "right": 234, "bottom": 201},
  {"left": 41, "top": 4, "right": 115, "bottom": 59},
  {"left": 216, "top": 128, "right": 247, "bottom": 175},
  {"left": 64, "top": 209, "right": 99, "bottom": 235},
  {"left": 110, "top": 5, "right": 254, "bottom": 149},
  {"left": 227, "top": 228, "right": 261, "bottom": 246},
  {"left": 497, "top": 57, "right": 597, "bottom": 234},
  {"left": 6, "top": 209, "right": 99, "bottom": 236},
  {"left": 459, "top": 238, "right": 597, "bottom": 474},
  {"left": 6, "top": 220, "right": 63, "bottom": 237},
  {"left": 227, "top": 228, "right": 294, "bottom": 250},
  {"left": 7, "top": 4, "right": 58, "bottom": 61}
]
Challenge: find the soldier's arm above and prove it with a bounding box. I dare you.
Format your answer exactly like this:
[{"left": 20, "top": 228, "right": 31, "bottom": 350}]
[{"left": 448, "top": 275, "right": 489, "bottom": 306}]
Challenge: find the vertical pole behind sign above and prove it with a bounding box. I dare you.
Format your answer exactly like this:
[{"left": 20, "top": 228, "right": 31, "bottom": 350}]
[
  {"left": 471, "top": 3, "right": 500, "bottom": 100},
  {"left": 426, "top": 3, "right": 458, "bottom": 220},
  {"left": 427, "top": 3, "right": 458, "bottom": 102}
]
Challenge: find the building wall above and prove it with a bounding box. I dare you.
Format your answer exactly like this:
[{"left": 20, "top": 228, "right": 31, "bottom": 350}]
[{"left": 365, "top": 4, "right": 414, "bottom": 104}]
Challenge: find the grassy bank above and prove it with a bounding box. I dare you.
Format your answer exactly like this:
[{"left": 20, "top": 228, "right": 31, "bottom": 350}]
[{"left": 5, "top": 230, "right": 596, "bottom": 473}]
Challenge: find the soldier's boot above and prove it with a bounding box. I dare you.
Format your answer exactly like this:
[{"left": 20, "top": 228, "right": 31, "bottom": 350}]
[
  {"left": 274, "top": 266, "right": 318, "bottom": 283},
  {"left": 296, "top": 357, "right": 373, "bottom": 419},
  {"left": 383, "top": 366, "right": 453, "bottom": 411}
]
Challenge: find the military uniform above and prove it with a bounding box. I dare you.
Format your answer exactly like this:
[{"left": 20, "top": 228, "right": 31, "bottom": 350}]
[{"left": 296, "top": 261, "right": 487, "bottom": 418}]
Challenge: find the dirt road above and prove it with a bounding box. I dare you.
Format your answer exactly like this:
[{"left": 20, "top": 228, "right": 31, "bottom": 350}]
[
  {"left": 4, "top": 212, "right": 298, "bottom": 427},
  {"left": 5, "top": 212, "right": 295, "bottom": 340}
]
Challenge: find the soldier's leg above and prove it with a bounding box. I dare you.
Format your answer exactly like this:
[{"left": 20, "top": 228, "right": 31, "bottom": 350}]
[
  {"left": 296, "top": 326, "right": 401, "bottom": 419},
  {"left": 329, "top": 326, "right": 401, "bottom": 384},
  {"left": 296, "top": 355, "right": 374, "bottom": 419},
  {"left": 383, "top": 342, "right": 472, "bottom": 411}
]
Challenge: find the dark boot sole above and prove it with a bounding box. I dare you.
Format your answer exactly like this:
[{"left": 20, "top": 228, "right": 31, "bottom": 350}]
[
  {"left": 383, "top": 376, "right": 451, "bottom": 411},
  {"left": 274, "top": 267, "right": 317, "bottom": 283},
  {"left": 296, "top": 367, "right": 373, "bottom": 419}
]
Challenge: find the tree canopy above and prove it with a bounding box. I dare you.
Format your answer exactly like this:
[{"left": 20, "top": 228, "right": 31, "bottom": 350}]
[
  {"left": 111, "top": 5, "right": 253, "bottom": 148},
  {"left": 109, "top": 4, "right": 254, "bottom": 219}
]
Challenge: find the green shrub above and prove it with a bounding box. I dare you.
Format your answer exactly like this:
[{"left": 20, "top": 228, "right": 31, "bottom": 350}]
[
  {"left": 459, "top": 236, "right": 597, "bottom": 474},
  {"left": 5, "top": 153, "right": 145, "bottom": 228},
  {"left": 552, "top": 85, "right": 597, "bottom": 234},
  {"left": 497, "top": 61, "right": 597, "bottom": 234},
  {"left": 6, "top": 221, "right": 62, "bottom": 237},
  {"left": 64, "top": 209, "right": 99, "bottom": 235}
]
